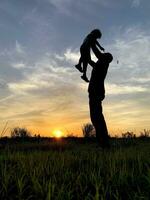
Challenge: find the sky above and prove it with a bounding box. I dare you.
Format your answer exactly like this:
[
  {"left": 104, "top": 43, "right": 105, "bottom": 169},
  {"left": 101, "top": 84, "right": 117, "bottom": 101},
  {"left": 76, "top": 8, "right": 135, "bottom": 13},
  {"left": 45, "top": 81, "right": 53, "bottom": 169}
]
[{"left": 0, "top": 0, "right": 150, "bottom": 137}]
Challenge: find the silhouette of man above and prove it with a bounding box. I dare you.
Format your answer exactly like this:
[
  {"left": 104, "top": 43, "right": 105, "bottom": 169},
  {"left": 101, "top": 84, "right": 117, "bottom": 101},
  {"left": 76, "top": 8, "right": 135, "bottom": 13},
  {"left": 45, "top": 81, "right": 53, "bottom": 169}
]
[{"left": 88, "top": 51, "right": 113, "bottom": 148}]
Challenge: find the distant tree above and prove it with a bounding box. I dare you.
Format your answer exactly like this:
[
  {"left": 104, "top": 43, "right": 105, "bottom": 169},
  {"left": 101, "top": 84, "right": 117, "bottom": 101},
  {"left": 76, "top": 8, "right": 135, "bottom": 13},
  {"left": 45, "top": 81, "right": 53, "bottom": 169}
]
[
  {"left": 122, "top": 131, "right": 135, "bottom": 138},
  {"left": 1, "top": 121, "right": 9, "bottom": 138},
  {"left": 66, "top": 133, "right": 75, "bottom": 138},
  {"left": 139, "top": 129, "right": 150, "bottom": 138},
  {"left": 11, "top": 127, "right": 31, "bottom": 138},
  {"left": 82, "top": 123, "right": 95, "bottom": 138}
]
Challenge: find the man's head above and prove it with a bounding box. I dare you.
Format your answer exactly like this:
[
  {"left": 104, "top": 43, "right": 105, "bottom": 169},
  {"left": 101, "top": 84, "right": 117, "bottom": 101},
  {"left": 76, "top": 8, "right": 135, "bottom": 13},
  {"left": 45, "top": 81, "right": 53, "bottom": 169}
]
[
  {"left": 103, "top": 53, "right": 113, "bottom": 63},
  {"left": 96, "top": 52, "right": 113, "bottom": 66}
]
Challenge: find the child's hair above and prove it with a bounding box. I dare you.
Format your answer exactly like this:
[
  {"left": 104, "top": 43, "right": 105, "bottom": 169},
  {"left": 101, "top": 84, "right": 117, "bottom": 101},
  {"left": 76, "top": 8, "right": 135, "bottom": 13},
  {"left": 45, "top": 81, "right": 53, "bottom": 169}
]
[{"left": 90, "top": 29, "right": 102, "bottom": 38}]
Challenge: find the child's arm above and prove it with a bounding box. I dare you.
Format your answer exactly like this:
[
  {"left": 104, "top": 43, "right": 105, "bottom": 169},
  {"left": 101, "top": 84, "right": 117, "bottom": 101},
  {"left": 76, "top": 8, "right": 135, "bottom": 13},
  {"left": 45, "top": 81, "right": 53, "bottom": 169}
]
[{"left": 95, "top": 40, "right": 105, "bottom": 52}]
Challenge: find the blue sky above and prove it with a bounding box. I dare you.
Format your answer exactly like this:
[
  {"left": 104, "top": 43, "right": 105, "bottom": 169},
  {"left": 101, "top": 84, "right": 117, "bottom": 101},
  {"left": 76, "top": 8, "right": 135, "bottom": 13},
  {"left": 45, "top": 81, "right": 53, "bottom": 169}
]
[{"left": 0, "top": 0, "right": 150, "bottom": 136}]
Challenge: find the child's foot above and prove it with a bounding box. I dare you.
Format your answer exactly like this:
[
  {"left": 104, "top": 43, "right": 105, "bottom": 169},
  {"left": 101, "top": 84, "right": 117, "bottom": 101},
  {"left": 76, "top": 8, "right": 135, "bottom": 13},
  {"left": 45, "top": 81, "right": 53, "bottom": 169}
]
[
  {"left": 75, "top": 64, "right": 83, "bottom": 73},
  {"left": 81, "top": 75, "right": 89, "bottom": 82}
]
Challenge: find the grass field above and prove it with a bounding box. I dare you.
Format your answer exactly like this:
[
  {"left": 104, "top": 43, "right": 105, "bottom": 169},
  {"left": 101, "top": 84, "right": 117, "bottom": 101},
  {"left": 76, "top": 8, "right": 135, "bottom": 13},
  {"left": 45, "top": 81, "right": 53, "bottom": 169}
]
[{"left": 0, "top": 138, "right": 150, "bottom": 200}]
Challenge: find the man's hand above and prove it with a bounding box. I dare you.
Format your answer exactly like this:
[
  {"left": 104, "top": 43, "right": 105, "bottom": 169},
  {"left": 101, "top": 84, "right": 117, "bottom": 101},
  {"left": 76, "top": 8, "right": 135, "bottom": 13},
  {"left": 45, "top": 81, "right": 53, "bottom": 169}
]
[{"left": 100, "top": 46, "right": 105, "bottom": 52}]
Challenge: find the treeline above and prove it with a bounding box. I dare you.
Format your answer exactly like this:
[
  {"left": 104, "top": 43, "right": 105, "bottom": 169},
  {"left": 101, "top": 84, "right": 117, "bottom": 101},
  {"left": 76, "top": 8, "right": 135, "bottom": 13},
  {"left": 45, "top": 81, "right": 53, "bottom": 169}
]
[{"left": 0, "top": 124, "right": 150, "bottom": 141}]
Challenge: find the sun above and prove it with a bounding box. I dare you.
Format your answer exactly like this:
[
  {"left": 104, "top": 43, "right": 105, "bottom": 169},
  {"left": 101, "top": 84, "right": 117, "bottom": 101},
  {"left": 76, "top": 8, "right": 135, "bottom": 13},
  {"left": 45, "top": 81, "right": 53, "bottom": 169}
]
[{"left": 53, "top": 130, "right": 63, "bottom": 138}]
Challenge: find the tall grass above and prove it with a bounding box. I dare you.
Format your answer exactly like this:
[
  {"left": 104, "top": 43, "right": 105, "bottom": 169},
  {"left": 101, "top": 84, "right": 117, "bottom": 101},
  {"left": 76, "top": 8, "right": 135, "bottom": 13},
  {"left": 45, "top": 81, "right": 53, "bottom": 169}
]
[{"left": 0, "top": 139, "right": 150, "bottom": 199}]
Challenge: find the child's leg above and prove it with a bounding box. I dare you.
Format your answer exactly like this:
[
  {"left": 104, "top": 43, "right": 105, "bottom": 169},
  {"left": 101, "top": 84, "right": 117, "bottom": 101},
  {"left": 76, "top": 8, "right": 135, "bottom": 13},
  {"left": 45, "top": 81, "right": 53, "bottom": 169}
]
[
  {"left": 76, "top": 47, "right": 83, "bottom": 66},
  {"left": 75, "top": 56, "right": 83, "bottom": 72},
  {"left": 82, "top": 49, "right": 91, "bottom": 74},
  {"left": 75, "top": 46, "right": 85, "bottom": 72},
  {"left": 80, "top": 49, "right": 91, "bottom": 82},
  {"left": 81, "top": 61, "right": 89, "bottom": 82},
  {"left": 82, "top": 61, "right": 88, "bottom": 76}
]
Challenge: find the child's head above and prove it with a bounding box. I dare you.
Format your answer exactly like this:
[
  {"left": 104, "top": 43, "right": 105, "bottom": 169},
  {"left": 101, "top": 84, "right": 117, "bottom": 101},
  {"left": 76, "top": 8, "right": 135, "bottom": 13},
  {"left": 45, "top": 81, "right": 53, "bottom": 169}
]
[{"left": 90, "top": 29, "right": 102, "bottom": 39}]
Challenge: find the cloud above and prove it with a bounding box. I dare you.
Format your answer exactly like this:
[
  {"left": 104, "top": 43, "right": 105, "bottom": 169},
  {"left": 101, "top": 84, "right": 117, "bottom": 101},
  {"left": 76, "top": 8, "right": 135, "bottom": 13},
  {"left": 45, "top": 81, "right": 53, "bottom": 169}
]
[
  {"left": 47, "top": 0, "right": 118, "bottom": 17},
  {"left": 106, "top": 25, "right": 150, "bottom": 88},
  {"left": 48, "top": 0, "right": 71, "bottom": 14},
  {"left": 64, "top": 48, "right": 79, "bottom": 63},
  {"left": 0, "top": 40, "right": 25, "bottom": 58},
  {"left": 15, "top": 40, "right": 25, "bottom": 55},
  {"left": 3, "top": 48, "right": 89, "bottom": 135},
  {"left": 131, "top": 0, "right": 141, "bottom": 7},
  {"left": 0, "top": 95, "right": 15, "bottom": 103},
  {"left": 8, "top": 82, "right": 39, "bottom": 93},
  {"left": 6, "top": 50, "right": 85, "bottom": 113},
  {"left": 106, "top": 83, "right": 147, "bottom": 95},
  {"left": 11, "top": 62, "right": 26, "bottom": 69}
]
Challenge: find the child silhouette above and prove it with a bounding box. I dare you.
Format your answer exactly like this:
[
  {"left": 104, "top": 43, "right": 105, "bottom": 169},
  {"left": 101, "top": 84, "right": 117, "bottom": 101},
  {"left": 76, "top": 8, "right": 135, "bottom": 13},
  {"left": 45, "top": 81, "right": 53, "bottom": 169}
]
[{"left": 75, "top": 29, "right": 105, "bottom": 82}]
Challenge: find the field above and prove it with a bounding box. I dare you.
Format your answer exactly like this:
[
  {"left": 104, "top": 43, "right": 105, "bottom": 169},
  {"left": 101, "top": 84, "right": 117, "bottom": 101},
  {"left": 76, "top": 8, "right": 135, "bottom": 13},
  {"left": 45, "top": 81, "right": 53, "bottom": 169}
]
[{"left": 0, "top": 138, "right": 150, "bottom": 200}]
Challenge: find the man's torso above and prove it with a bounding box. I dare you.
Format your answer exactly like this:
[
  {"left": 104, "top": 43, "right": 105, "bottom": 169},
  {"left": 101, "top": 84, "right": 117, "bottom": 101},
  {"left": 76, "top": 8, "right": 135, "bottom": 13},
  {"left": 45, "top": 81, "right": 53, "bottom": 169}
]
[{"left": 88, "top": 60, "right": 109, "bottom": 100}]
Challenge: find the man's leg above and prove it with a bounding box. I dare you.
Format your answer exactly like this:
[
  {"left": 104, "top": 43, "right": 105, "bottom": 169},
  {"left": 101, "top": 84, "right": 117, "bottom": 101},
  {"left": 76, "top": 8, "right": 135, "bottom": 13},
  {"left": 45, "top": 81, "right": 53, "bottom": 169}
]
[
  {"left": 96, "top": 112, "right": 109, "bottom": 147},
  {"left": 89, "top": 97, "right": 109, "bottom": 147}
]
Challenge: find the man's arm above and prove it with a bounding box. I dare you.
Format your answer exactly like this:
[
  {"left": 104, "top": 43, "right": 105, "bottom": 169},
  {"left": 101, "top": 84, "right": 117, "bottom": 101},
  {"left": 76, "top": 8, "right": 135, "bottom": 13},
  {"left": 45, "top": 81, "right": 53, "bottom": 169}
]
[
  {"left": 88, "top": 60, "right": 96, "bottom": 68},
  {"left": 91, "top": 44, "right": 104, "bottom": 60}
]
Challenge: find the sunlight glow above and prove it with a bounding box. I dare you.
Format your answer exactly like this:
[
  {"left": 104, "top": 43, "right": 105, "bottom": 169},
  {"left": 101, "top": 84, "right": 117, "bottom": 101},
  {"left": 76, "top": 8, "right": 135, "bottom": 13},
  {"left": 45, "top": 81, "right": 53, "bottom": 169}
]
[{"left": 53, "top": 130, "right": 63, "bottom": 138}]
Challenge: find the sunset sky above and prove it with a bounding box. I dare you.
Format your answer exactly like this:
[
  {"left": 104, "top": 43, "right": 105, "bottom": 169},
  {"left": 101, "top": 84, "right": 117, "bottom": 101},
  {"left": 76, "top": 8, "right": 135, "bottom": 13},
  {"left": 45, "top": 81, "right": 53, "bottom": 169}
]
[{"left": 0, "top": 0, "right": 150, "bottom": 137}]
